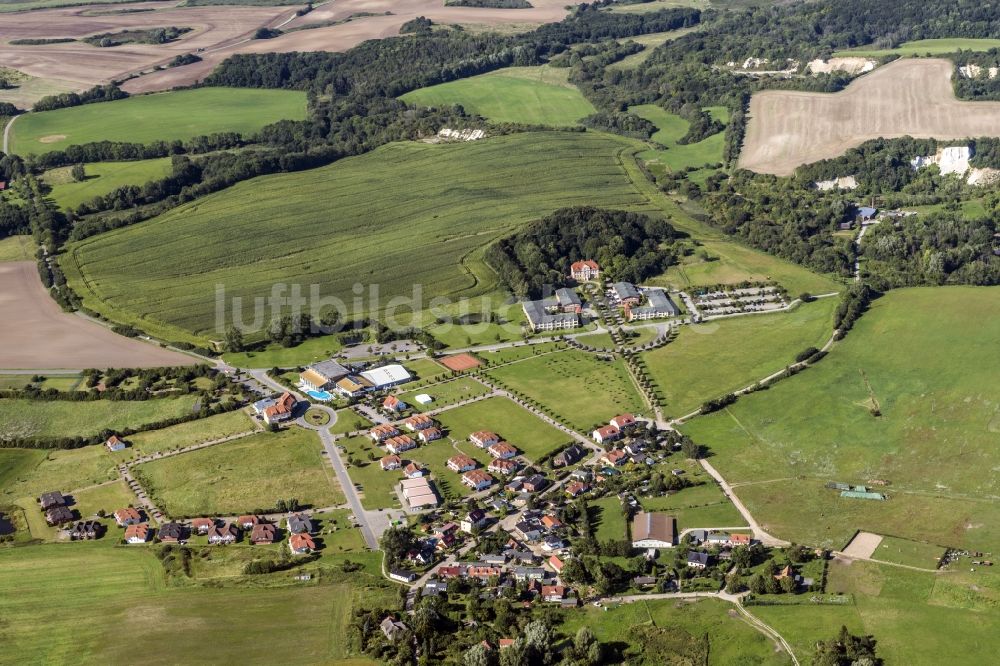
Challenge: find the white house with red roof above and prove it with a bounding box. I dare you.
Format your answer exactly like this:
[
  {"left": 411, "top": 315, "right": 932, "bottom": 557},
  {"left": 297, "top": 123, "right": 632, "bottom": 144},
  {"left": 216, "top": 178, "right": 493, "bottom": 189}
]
[
  {"left": 570, "top": 260, "right": 600, "bottom": 281},
  {"left": 592, "top": 424, "right": 621, "bottom": 444}
]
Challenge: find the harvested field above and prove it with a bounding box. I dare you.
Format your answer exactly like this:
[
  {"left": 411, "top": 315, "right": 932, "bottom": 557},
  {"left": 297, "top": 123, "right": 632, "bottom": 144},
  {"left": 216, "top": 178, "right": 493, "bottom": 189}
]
[
  {"left": 0, "top": 261, "right": 193, "bottom": 370},
  {"left": 740, "top": 58, "right": 1000, "bottom": 175},
  {"left": 842, "top": 531, "right": 883, "bottom": 560}
]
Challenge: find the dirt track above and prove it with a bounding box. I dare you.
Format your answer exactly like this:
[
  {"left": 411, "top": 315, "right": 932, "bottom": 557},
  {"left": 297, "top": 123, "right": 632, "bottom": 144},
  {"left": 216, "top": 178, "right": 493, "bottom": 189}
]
[
  {"left": 739, "top": 58, "right": 1000, "bottom": 175},
  {"left": 0, "top": 261, "right": 194, "bottom": 369}
]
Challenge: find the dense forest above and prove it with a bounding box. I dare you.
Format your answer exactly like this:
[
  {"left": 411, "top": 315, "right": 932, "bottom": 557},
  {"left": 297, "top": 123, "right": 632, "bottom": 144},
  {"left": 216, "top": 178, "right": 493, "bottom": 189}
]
[{"left": 485, "top": 207, "right": 683, "bottom": 297}]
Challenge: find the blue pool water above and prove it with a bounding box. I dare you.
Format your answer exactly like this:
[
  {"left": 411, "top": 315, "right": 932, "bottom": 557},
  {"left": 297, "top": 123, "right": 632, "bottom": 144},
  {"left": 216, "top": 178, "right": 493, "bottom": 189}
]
[{"left": 305, "top": 389, "right": 333, "bottom": 401}]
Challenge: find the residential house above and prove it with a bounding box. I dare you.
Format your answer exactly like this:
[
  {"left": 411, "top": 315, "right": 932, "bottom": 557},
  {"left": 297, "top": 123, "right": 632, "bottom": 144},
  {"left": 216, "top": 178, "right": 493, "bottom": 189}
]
[
  {"left": 488, "top": 459, "right": 518, "bottom": 475},
  {"left": 565, "top": 481, "right": 589, "bottom": 498},
  {"left": 541, "top": 585, "right": 566, "bottom": 602},
  {"left": 541, "top": 536, "right": 565, "bottom": 552},
  {"left": 687, "top": 552, "right": 710, "bottom": 569},
  {"left": 403, "top": 462, "right": 424, "bottom": 478},
  {"left": 238, "top": 515, "right": 260, "bottom": 530},
  {"left": 113, "top": 507, "right": 142, "bottom": 527},
  {"left": 548, "top": 555, "right": 564, "bottom": 573},
  {"left": 158, "top": 522, "right": 186, "bottom": 543},
  {"left": 380, "top": 454, "right": 403, "bottom": 471},
  {"left": 383, "top": 395, "right": 406, "bottom": 412},
  {"left": 570, "top": 259, "right": 600, "bottom": 281},
  {"left": 462, "top": 470, "right": 494, "bottom": 491},
  {"left": 523, "top": 474, "right": 548, "bottom": 493},
  {"left": 553, "top": 444, "right": 585, "bottom": 468},
  {"left": 610, "top": 414, "right": 638, "bottom": 431},
  {"left": 289, "top": 533, "right": 316, "bottom": 554},
  {"left": 633, "top": 575, "right": 657, "bottom": 587},
  {"left": 385, "top": 435, "right": 417, "bottom": 455},
  {"left": 467, "top": 565, "right": 503, "bottom": 581},
  {"left": 513, "top": 521, "right": 542, "bottom": 542},
  {"left": 513, "top": 567, "right": 546, "bottom": 581},
  {"left": 498, "top": 638, "right": 516, "bottom": 650},
  {"left": 69, "top": 520, "right": 103, "bottom": 540},
  {"left": 570, "top": 469, "right": 593, "bottom": 482},
  {"left": 287, "top": 513, "right": 313, "bottom": 534},
  {"left": 593, "top": 425, "right": 621, "bottom": 445},
  {"left": 418, "top": 427, "right": 442, "bottom": 443},
  {"left": 435, "top": 522, "right": 459, "bottom": 538},
  {"left": 631, "top": 512, "right": 676, "bottom": 549},
  {"left": 251, "top": 523, "right": 277, "bottom": 544},
  {"left": 423, "top": 580, "right": 448, "bottom": 597},
  {"left": 856, "top": 206, "right": 878, "bottom": 223},
  {"left": 447, "top": 454, "right": 477, "bottom": 473},
  {"left": 380, "top": 616, "right": 409, "bottom": 641},
  {"left": 370, "top": 424, "right": 400, "bottom": 443},
  {"left": 687, "top": 529, "right": 709, "bottom": 545},
  {"left": 39, "top": 491, "right": 65, "bottom": 510},
  {"left": 404, "top": 414, "right": 434, "bottom": 431},
  {"left": 124, "top": 523, "right": 151, "bottom": 544},
  {"left": 482, "top": 553, "right": 507, "bottom": 566},
  {"left": 540, "top": 515, "right": 562, "bottom": 530},
  {"left": 461, "top": 509, "right": 488, "bottom": 533},
  {"left": 624, "top": 441, "right": 646, "bottom": 456},
  {"left": 469, "top": 431, "right": 500, "bottom": 448},
  {"left": 436, "top": 565, "right": 464, "bottom": 579},
  {"left": 706, "top": 532, "right": 731, "bottom": 547},
  {"left": 488, "top": 442, "right": 518, "bottom": 460},
  {"left": 601, "top": 448, "right": 628, "bottom": 466},
  {"left": 730, "top": 534, "right": 752, "bottom": 547},
  {"left": 45, "top": 506, "right": 74, "bottom": 525},
  {"left": 389, "top": 569, "right": 418, "bottom": 583},
  {"left": 191, "top": 517, "right": 215, "bottom": 535},
  {"left": 263, "top": 392, "right": 296, "bottom": 425},
  {"left": 105, "top": 435, "right": 127, "bottom": 452},
  {"left": 208, "top": 523, "right": 239, "bottom": 545}
]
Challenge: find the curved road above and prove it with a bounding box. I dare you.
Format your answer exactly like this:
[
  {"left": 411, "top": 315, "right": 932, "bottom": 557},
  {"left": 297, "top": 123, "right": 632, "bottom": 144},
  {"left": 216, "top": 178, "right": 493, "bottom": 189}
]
[{"left": 2, "top": 114, "right": 17, "bottom": 155}]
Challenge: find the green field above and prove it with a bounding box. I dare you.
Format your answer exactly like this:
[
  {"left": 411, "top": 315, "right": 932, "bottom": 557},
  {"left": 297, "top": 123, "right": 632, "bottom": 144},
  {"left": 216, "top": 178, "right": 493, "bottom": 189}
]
[
  {"left": 329, "top": 409, "right": 373, "bottom": 435},
  {"left": 339, "top": 435, "right": 403, "bottom": 510},
  {"left": 43, "top": 158, "right": 173, "bottom": 210},
  {"left": 400, "top": 66, "right": 595, "bottom": 126},
  {"left": 63, "top": 131, "right": 645, "bottom": 344},
  {"left": 398, "top": 376, "right": 491, "bottom": 412},
  {"left": 433, "top": 396, "right": 572, "bottom": 460},
  {"left": 642, "top": 298, "right": 837, "bottom": 417},
  {"left": 0, "top": 395, "right": 199, "bottom": 440},
  {"left": 0, "top": 235, "right": 36, "bottom": 261},
  {"left": 631, "top": 104, "right": 729, "bottom": 175},
  {"left": 486, "top": 349, "right": 647, "bottom": 432},
  {"left": 0, "top": 542, "right": 388, "bottom": 664},
  {"left": 592, "top": 495, "right": 628, "bottom": 541},
  {"left": 221, "top": 333, "right": 347, "bottom": 369},
  {"left": 640, "top": 468, "right": 746, "bottom": 530},
  {"left": 871, "top": 535, "right": 947, "bottom": 569},
  {"left": 836, "top": 37, "right": 1000, "bottom": 57},
  {"left": 133, "top": 427, "right": 342, "bottom": 516},
  {"left": 609, "top": 27, "right": 703, "bottom": 69},
  {"left": 11, "top": 88, "right": 307, "bottom": 155},
  {"left": 0, "top": 445, "right": 121, "bottom": 507},
  {"left": 0, "top": 0, "right": 144, "bottom": 11},
  {"left": 118, "top": 409, "right": 256, "bottom": 458},
  {"left": 681, "top": 287, "right": 1000, "bottom": 551}
]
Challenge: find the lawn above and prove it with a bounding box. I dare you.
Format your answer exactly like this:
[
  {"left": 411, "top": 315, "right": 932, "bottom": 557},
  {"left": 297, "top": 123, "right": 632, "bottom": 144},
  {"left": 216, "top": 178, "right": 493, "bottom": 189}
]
[
  {"left": 63, "top": 131, "right": 645, "bottom": 344},
  {"left": 117, "top": 409, "right": 256, "bottom": 458},
  {"left": 591, "top": 495, "right": 628, "bottom": 541},
  {"left": 221, "top": 333, "right": 346, "bottom": 368},
  {"left": 433, "top": 396, "right": 572, "bottom": 461},
  {"left": 399, "top": 376, "right": 491, "bottom": 412},
  {"left": 133, "top": 427, "right": 343, "bottom": 516},
  {"left": 11, "top": 88, "right": 307, "bottom": 154},
  {"left": 871, "top": 535, "right": 947, "bottom": 569},
  {"left": 640, "top": 469, "right": 746, "bottom": 531},
  {"left": 631, "top": 104, "right": 729, "bottom": 174},
  {"left": 42, "top": 158, "right": 173, "bottom": 210},
  {"left": 330, "top": 409, "right": 373, "bottom": 435},
  {"left": 486, "top": 348, "right": 647, "bottom": 432},
  {"left": 0, "top": 445, "right": 118, "bottom": 506},
  {"left": 400, "top": 66, "right": 595, "bottom": 126},
  {"left": 72, "top": 479, "right": 136, "bottom": 519},
  {"left": 0, "top": 234, "right": 35, "bottom": 261},
  {"left": 0, "top": 542, "right": 388, "bottom": 664},
  {"left": 681, "top": 287, "right": 1000, "bottom": 551},
  {"left": 836, "top": 37, "right": 1000, "bottom": 57},
  {"left": 0, "top": 395, "right": 199, "bottom": 441},
  {"left": 339, "top": 435, "right": 402, "bottom": 510},
  {"left": 642, "top": 297, "right": 837, "bottom": 417}
]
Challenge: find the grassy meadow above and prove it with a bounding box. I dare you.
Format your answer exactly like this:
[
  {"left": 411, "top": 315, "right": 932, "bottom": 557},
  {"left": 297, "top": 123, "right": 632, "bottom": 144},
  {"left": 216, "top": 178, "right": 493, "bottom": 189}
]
[
  {"left": 642, "top": 297, "right": 837, "bottom": 417},
  {"left": 836, "top": 37, "right": 1000, "bottom": 57},
  {"left": 486, "top": 349, "right": 647, "bottom": 432},
  {"left": 63, "top": 131, "right": 645, "bottom": 344},
  {"left": 115, "top": 409, "right": 256, "bottom": 458},
  {"left": 681, "top": 287, "right": 1000, "bottom": 551},
  {"left": 400, "top": 66, "right": 595, "bottom": 126},
  {"left": 11, "top": 88, "right": 307, "bottom": 154},
  {"left": 42, "top": 158, "right": 173, "bottom": 210},
  {"left": 0, "top": 395, "right": 199, "bottom": 440},
  {"left": 0, "top": 234, "right": 36, "bottom": 261},
  {"left": 433, "top": 396, "right": 572, "bottom": 461},
  {"left": 133, "top": 427, "right": 342, "bottom": 516},
  {"left": 631, "top": 104, "right": 728, "bottom": 179}
]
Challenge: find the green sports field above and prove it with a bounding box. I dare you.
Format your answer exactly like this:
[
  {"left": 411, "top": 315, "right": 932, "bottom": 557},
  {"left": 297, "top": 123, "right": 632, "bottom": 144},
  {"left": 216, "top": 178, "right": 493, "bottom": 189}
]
[
  {"left": 400, "top": 66, "right": 596, "bottom": 126},
  {"left": 642, "top": 297, "right": 837, "bottom": 417},
  {"left": 42, "top": 158, "right": 173, "bottom": 210},
  {"left": 0, "top": 395, "right": 199, "bottom": 440},
  {"left": 681, "top": 287, "right": 1000, "bottom": 551},
  {"left": 11, "top": 88, "right": 307, "bottom": 154},
  {"left": 63, "top": 131, "right": 645, "bottom": 344},
  {"left": 133, "top": 426, "right": 343, "bottom": 516}
]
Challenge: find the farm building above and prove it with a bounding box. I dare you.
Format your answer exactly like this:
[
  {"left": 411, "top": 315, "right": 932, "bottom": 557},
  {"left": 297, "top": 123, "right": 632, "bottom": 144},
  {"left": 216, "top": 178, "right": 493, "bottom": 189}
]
[{"left": 631, "top": 512, "right": 676, "bottom": 548}]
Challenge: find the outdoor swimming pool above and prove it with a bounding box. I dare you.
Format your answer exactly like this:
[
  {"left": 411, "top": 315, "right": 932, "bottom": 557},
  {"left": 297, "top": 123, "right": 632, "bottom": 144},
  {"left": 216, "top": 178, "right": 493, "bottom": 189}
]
[{"left": 304, "top": 389, "right": 333, "bottom": 401}]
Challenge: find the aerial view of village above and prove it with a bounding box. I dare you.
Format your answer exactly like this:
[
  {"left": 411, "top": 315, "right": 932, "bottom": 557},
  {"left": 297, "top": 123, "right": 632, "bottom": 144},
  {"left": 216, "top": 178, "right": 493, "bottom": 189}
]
[{"left": 1, "top": 0, "right": 999, "bottom": 664}]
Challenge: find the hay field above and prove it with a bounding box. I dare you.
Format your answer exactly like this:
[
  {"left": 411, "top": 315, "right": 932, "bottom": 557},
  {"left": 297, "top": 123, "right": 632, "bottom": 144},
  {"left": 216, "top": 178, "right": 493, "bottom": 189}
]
[
  {"left": 63, "top": 132, "right": 645, "bottom": 343},
  {"left": 740, "top": 58, "right": 1000, "bottom": 175},
  {"left": 42, "top": 158, "right": 172, "bottom": 210},
  {"left": 681, "top": 287, "right": 1000, "bottom": 552},
  {"left": 0, "top": 261, "right": 194, "bottom": 369}
]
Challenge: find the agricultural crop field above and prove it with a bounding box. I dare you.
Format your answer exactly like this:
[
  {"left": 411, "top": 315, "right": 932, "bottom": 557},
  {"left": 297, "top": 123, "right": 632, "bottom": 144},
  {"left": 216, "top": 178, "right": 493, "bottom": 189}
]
[
  {"left": 10, "top": 88, "right": 307, "bottom": 155},
  {"left": 133, "top": 427, "right": 343, "bottom": 516},
  {"left": 401, "top": 65, "right": 595, "bottom": 126},
  {"left": 485, "top": 348, "right": 646, "bottom": 432},
  {"left": 64, "top": 131, "right": 644, "bottom": 344},
  {"left": 740, "top": 58, "right": 1000, "bottom": 175},
  {"left": 631, "top": 104, "right": 728, "bottom": 179},
  {"left": 642, "top": 297, "right": 837, "bottom": 417},
  {"left": 681, "top": 287, "right": 1000, "bottom": 552},
  {"left": 433, "top": 396, "right": 572, "bottom": 461},
  {"left": 0, "top": 542, "right": 388, "bottom": 664},
  {"left": 42, "top": 158, "right": 173, "bottom": 210},
  {"left": 0, "top": 395, "right": 199, "bottom": 441}
]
